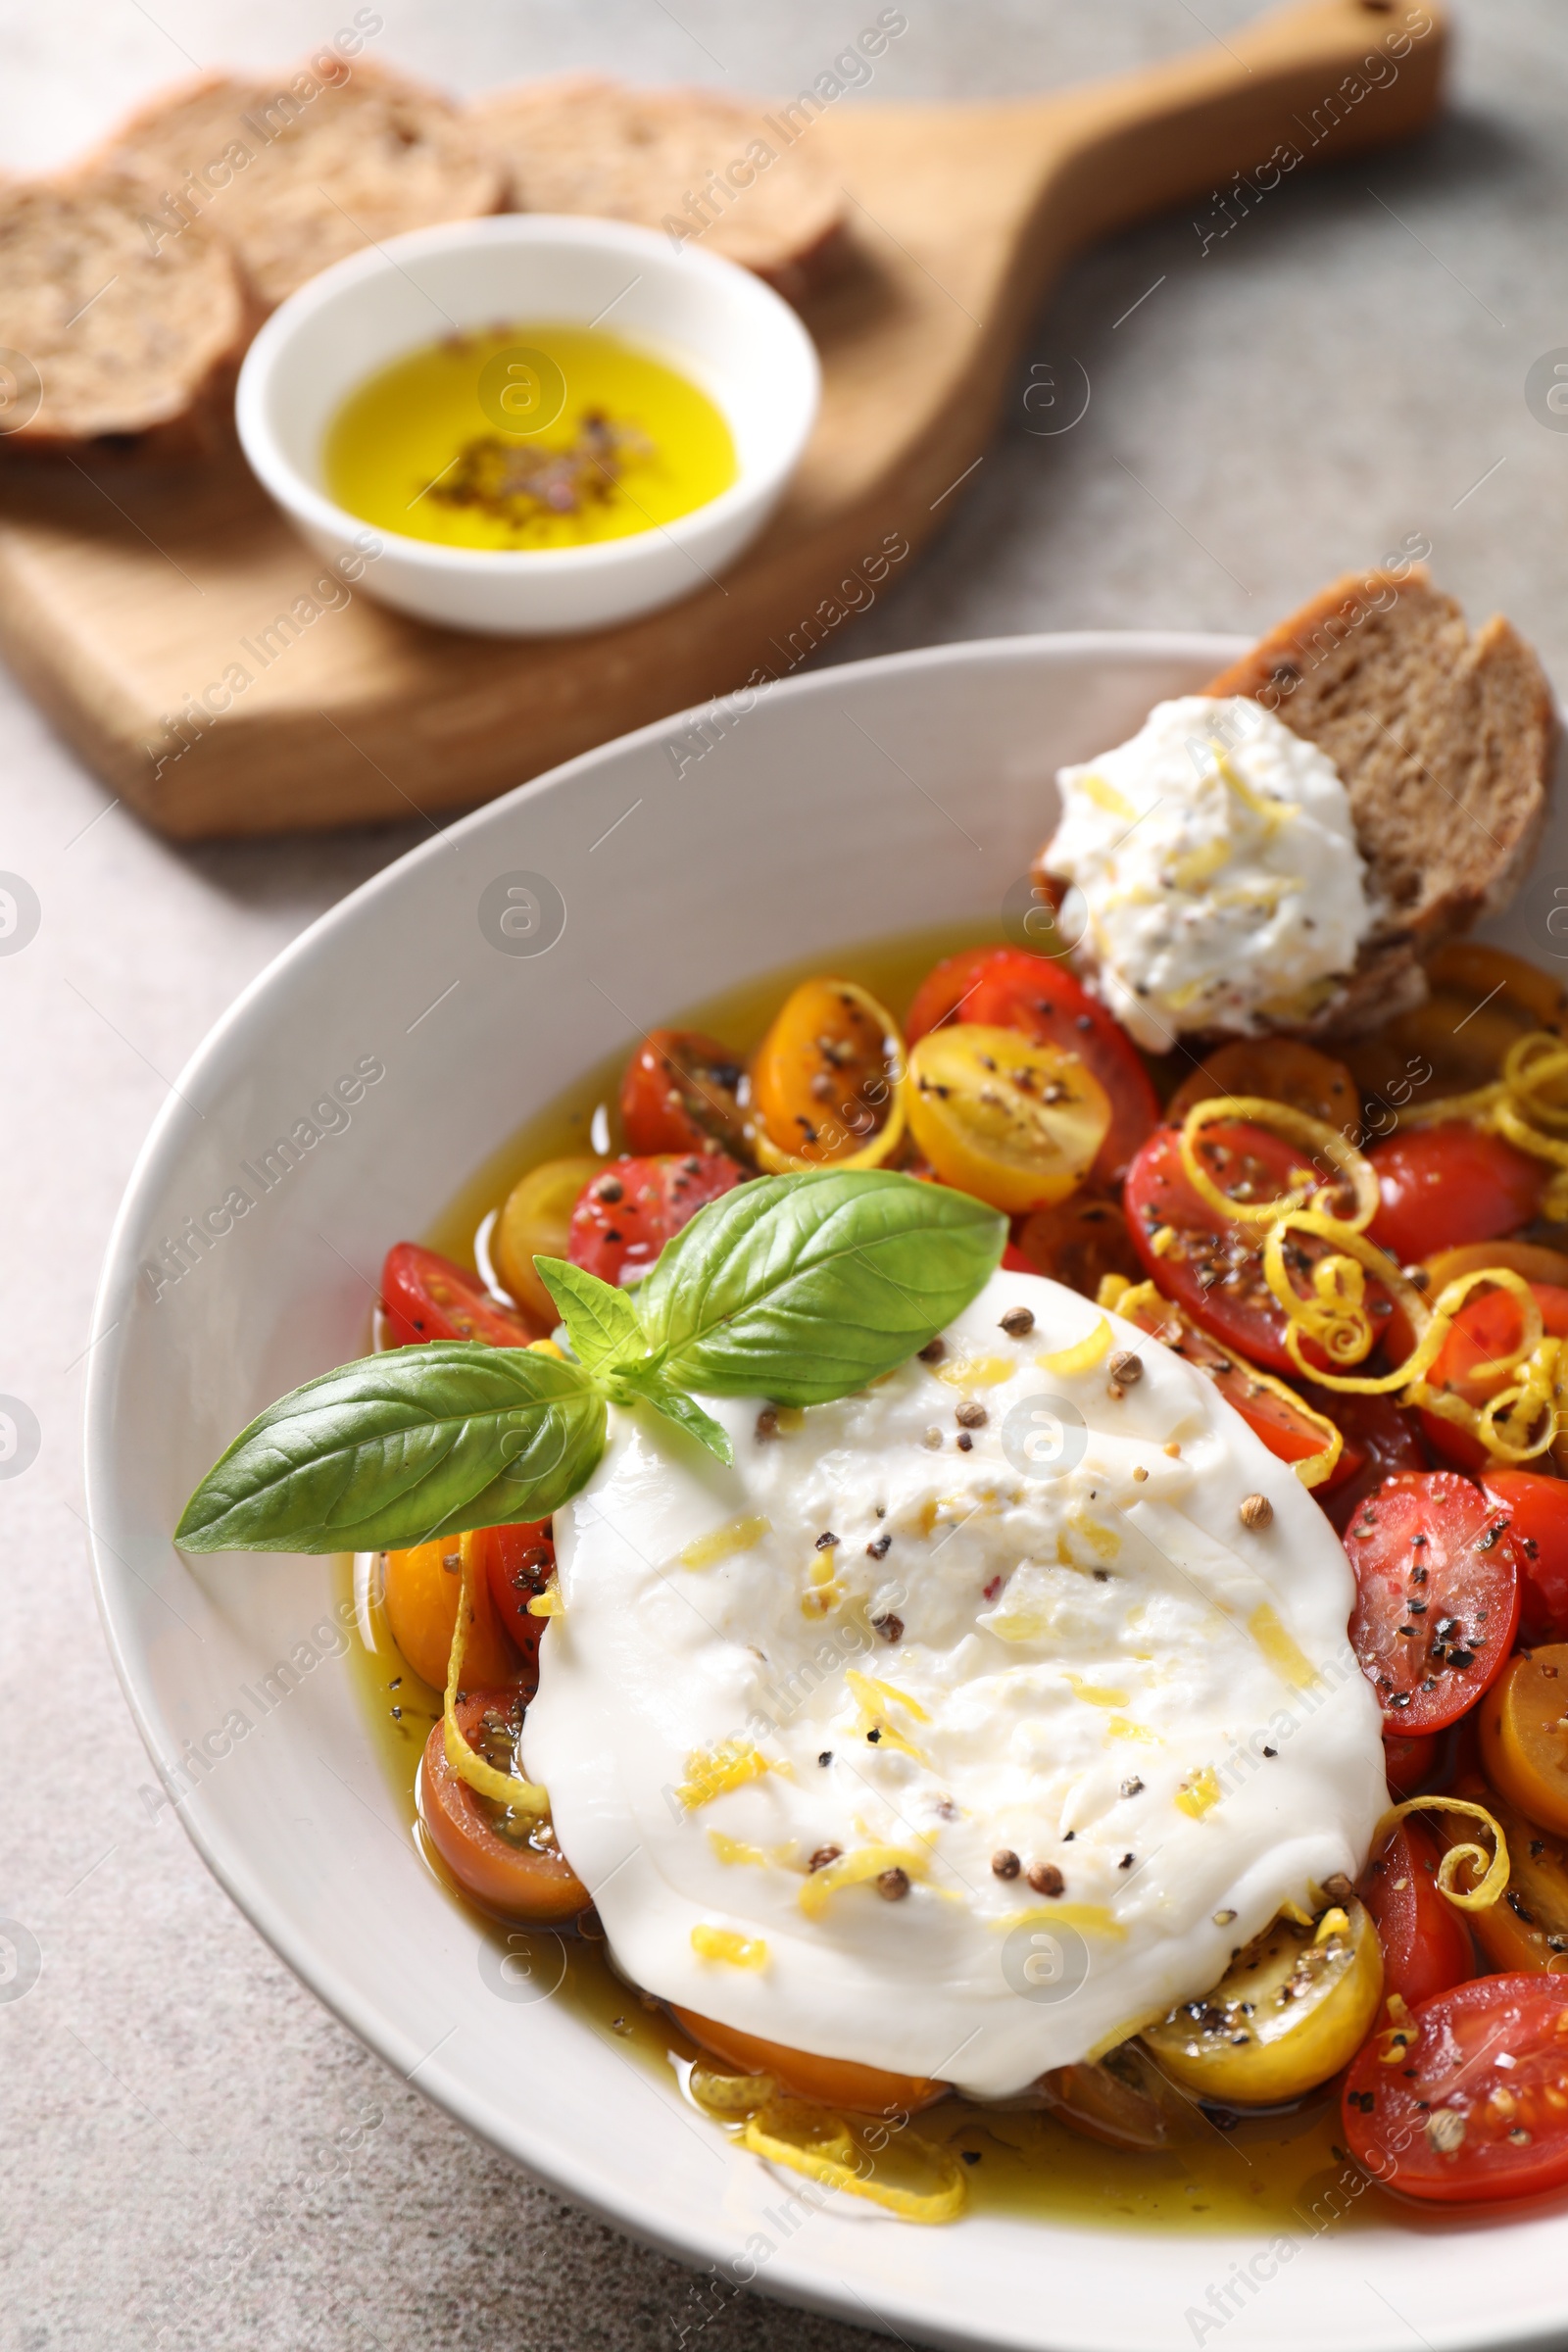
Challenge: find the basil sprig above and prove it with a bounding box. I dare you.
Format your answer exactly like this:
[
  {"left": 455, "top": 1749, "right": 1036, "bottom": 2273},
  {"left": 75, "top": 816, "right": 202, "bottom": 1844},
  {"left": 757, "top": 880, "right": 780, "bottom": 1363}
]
[{"left": 174, "top": 1169, "right": 1004, "bottom": 1556}]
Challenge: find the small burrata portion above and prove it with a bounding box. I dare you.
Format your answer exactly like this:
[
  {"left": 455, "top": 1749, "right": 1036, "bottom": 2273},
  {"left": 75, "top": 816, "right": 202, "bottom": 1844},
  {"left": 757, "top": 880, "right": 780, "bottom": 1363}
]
[
  {"left": 522, "top": 1270, "right": 1386, "bottom": 2100},
  {"left": 1044, "top": 694, "right": 1374, "bottom": 1051}
]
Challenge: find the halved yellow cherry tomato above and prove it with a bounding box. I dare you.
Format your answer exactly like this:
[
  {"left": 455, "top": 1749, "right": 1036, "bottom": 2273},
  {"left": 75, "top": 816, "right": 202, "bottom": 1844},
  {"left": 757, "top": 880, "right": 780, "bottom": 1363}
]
[
  {"left": 382, "top": 1537, "right": 520, "bottom": 1691},
  {"left": 671, "top": 2005, "right": 947, "bottom": 2114},
  {"left": 750, "top": 977, "right": 906, "bottom": 1172},
  {"left": 1480, "top": 1644, "right": 1568, "bottom": 1838},
  {"left": 1140, "top": 1899, "right": 1383, "bottom": 2106},
  {"left": 492, "top": 1155, "right": 602, "bottom": 1325},
  {"left": 904, "top": 1024, "right": 1109, "bottom": 1214}
]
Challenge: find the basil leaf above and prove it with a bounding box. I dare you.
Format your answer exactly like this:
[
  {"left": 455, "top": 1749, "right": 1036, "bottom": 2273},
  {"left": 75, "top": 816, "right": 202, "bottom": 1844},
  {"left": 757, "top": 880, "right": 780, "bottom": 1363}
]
[
  {"left": 174, "top": 1343, "right": 606, "bottom": 1555},
  {"left": 534, "top": 1254, "right": 647, "bottom": 1374},
  {"left": 635, "top": 1169, "right": 1005, "bottom": 1406},
  {"left": 610, "top": 1367, "right": 734, "bottom": 1466}
]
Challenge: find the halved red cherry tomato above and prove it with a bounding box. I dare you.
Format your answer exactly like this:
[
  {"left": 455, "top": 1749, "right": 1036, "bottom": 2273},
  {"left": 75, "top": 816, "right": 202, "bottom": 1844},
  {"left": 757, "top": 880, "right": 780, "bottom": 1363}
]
[
  {"left": 381, "top": 1242, "right": 539, "bottom": 1348},
  {"left": 567, "top": 1151, "right": 746, "bottom": 1288},
  {"left": 1315, "top": 1393, "right": 1431, "bottom": 1534},
  {"left": 906, "top": 945, "right": 1000, "bottom": 1043},
  {"left": 1164, "top": 1037, "right": 1360, "bottom": 1138},
  {"left": 619, "top": 1028, "right": 752, "bottom": 1162},
  {"left": 419, "top": 1689, "right": 587, "bottom": 1924},
  {"left": 1358, "top": 1816, "right": 1473, "bottom": 2012},
  {"left": 482, "top": 1521, "right": 555, "bottom": 1694},
  {"left": 1367, "top": 1124, "right": 1544, "bottom": 1265},
  {"left": 908, "top": 946, "right": 1157, "bottom": 1183},
  {"left": 1383, "top": 1731, "right": 1439, "bottom": 1799},
  {"left": 1412, "top": 1283, "right": 1568, "bottom": 1473},
  {"left": 1343, "top": 1472, "right": 1521, "bottom": 1733},
  {"left": 1484, "top": 1470, "right": 1568, "bottom": 1644},
  {"left": 1115, "top": 1286, "right": 1350, "bottom": 1483},
  {"left": 1011, "top": 1194, "right": 1142, "bottom": 1300},
  {"left": 1343, "top": 1974, "right": 1568, "bottom": 2203},
  {"left": 1122, "top": 1121, "right": 1366, "bottom": 1374}
]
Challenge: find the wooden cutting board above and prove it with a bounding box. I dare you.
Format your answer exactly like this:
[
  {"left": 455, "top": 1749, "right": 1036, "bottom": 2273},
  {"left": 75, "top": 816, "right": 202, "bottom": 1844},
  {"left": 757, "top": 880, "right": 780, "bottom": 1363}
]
[{"left": 0, "top": 0, "right": 1445, "bottom": 839}]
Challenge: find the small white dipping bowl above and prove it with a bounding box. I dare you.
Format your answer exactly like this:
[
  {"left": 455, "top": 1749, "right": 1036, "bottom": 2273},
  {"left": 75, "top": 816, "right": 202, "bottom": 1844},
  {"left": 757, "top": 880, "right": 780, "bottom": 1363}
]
[{"left": 234, "top": 214, "right": 820, "bottom": 637}]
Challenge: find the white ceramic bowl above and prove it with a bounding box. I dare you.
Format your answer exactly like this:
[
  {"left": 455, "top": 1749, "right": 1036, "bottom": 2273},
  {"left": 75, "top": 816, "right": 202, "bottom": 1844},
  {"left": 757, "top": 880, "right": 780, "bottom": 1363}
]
[
  {"left": 86, "top": 634, "right": 1568, "bottom": 2352},
  {"left": 234, "top": 214, "right": 820, "bottom": 636}
]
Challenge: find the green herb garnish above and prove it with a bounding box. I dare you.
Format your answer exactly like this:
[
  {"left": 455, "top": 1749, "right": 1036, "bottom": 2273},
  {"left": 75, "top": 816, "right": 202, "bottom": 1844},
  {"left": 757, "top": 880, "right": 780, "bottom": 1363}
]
[{"left": 174, "top": 1169, "right": 1005, "bottom": 1556}]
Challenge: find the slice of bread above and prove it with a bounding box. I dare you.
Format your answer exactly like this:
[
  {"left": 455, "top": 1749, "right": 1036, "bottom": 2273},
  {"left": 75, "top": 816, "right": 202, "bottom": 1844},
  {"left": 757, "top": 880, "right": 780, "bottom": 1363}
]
[
  {"left": 470, "top": 75, "right": 846, "bottom": 301},
  {"left": 1203, "top": 567, "right": 1555, "bottom": 1032},
  {"left": 103, "top": 60, "right": 503, "bottom": 312},
  {"left": 0, "top": 172, "right": 247, "bottom": 451}
]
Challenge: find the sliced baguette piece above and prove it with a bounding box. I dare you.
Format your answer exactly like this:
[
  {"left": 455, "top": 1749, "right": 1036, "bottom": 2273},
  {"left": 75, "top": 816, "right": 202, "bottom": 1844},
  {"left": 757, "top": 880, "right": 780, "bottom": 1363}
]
[
  {"left": 470, "top": 75, "right": 846, "bottom": 300},
  {"left": 0, "top": 172, "right": 246, "bottom": 452},
  {"left": 102, "top": 60, "right": 503, "bottom": 312},
  {"left": 1202, "top": 566, "right": 1556, "bottom": 1034}
]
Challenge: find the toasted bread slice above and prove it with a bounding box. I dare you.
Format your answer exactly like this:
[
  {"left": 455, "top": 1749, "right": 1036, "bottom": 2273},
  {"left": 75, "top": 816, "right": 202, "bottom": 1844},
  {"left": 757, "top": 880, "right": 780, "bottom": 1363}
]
[
  {"left": 103, "top": 60, "right": 503, "bottom": 312},
  {"left": 1203, "top": 568, "right": 1556, "bottom": 1032},
  {"left": 471, "top": 75, "right": 846, "bottom": 300},
  {"left": 0, "top": 172, "right": 246, "bottom": 451}
]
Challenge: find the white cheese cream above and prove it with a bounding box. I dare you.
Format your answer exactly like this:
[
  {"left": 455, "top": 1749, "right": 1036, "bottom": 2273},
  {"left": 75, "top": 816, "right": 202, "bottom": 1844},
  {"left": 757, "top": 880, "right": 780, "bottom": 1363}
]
[
  {"left": 523, "top": 1271, "right": 1385, "bottom": 2100},
  {"left": 1044, "top": 695, "right": 1374, "bottom": 1052}
]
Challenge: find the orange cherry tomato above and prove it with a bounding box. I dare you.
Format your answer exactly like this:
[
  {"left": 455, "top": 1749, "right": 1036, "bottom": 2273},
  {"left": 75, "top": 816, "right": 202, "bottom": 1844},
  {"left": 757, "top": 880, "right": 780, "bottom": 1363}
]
[
  {"left": 1452, "top": 1783, "right": 1568, "bottom": 1978},
  {"left": 1479, "top": 1642, "right": 1568, "bottom": 1838},
  {"left": 1358, "top": 1816, "right": 1473, "bottom": 2011},
  {"left": 749, "top": 977, "right": 906, "bottom": 1173},
  {"left": 1010, "top": 1194, "right": 1142, "bottom": 1300},
  {"left": 382, "top": 1536, "right": 522, "bottom": 1692},
  {"left": 671, "top": 2006, "right": 947, "bottom": 2115},
  {"left": 619, "top": 1027, "right": 752, "bottom": 1162},
  {"left": 1367, "top": 1124, "right": 1544, "bottom": 1264},
  {"left": 492, "top": 1156, "right": 603, "bottom": 1326},
  {"left": 904, "top": 1024, "right": 1109, "bottom": 1213},
  {"left": 1164, "top": 1037, "right": 1360, "bottom": 1139},
  {"left": 381, "top": 1242, "right": 539, "bottom": 1348},
  {"left": 1485, "top": 1471, "right": 1568, "bottom": 1645},
  {"left": 419, "top": 1690, "right": 588, "bottom": 1923},
  {"left": 1344, "top": 1472, "right": 1520, "bottom": 1734},
  {"left": 1342, "top": 1973, "right": 1568, "bottom": 2203},
  {"left": 907, "top": 945, "right": 1157, "bottom": 1183}
]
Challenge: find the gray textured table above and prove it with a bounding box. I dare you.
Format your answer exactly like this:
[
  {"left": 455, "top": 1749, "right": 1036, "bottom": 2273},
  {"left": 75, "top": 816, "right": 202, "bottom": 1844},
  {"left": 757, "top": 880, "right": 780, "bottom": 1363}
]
[{"left": 2, "top": 3, "right": 1563, "bottom": 2346}]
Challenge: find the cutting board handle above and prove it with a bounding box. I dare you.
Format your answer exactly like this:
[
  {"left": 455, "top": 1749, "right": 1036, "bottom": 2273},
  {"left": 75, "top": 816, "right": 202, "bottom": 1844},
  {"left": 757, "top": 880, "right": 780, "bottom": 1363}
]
[{"left": 1030, "top": 0, "right": 1446, "bottom": 254}]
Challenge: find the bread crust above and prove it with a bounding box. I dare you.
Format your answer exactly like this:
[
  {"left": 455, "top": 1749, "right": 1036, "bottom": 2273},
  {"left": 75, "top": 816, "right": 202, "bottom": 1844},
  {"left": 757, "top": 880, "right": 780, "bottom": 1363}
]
[
  {"left": 101, "top": 59, "right": 504, "bottom": 313},
  {"left": 1203, "top": 566, "right": 1556, "bottom": 1034},
  {"left": 0, "top": 172, "right": 248, "bottom": 455},
  {"left": 470, "top": 74, "right": 847, "bottom": 301}
]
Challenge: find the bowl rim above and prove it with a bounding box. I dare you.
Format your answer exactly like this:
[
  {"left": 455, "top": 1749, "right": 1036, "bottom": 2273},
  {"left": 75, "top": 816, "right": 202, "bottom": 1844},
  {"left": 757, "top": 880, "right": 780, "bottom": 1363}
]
[
  {"left": 234, "top": 211, "right": 822, "bottom": 576},
  {"left": 97, "top": 626, "right": 1568, "bottom": 2352}
]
